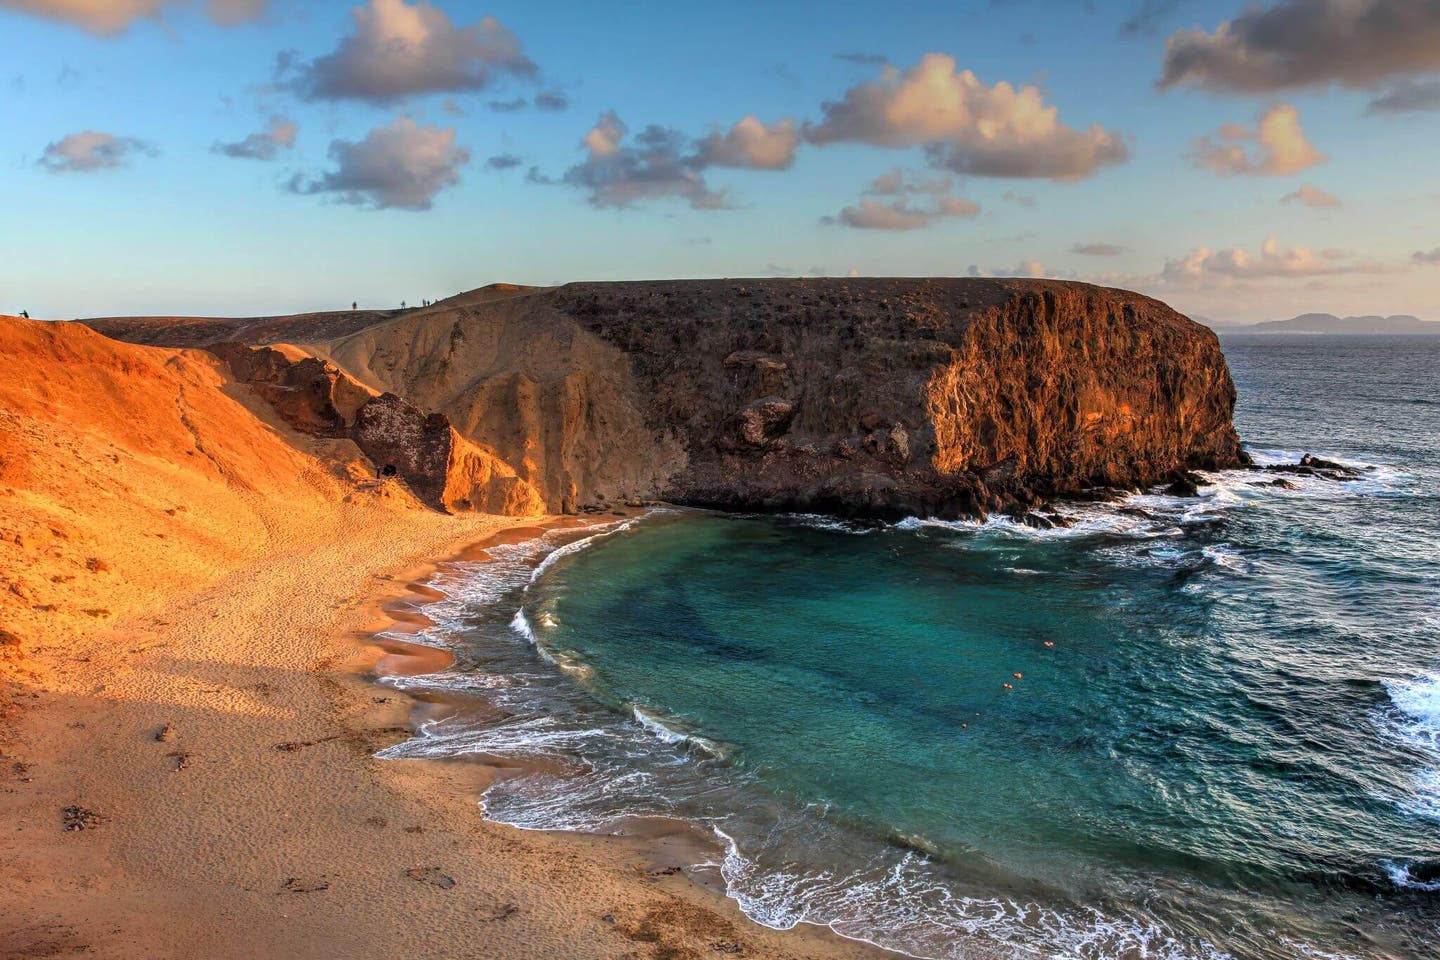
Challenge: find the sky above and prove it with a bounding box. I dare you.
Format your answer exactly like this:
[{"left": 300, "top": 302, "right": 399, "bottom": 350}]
[{"left": 2, "top": 0, "right": 1439, "bottom": 323}]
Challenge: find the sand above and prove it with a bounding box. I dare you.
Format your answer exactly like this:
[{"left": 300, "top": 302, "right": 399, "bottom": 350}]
[{"left": 0, "top": 315, "right": 881, "bottom": 960}]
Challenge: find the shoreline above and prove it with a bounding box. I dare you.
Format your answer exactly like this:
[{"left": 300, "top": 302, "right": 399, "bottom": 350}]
[
  {"left": 2, "top": 503, "right": 884, "bottom": 960},
  {"left": 349, "top": 511, "right": 894, "bottom": 960}
]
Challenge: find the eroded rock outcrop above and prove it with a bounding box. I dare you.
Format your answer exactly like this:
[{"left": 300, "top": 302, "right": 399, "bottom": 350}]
[
  {"left": 350, "top": 393, "right": 545, "bottom": 515},
  {"left": 206, "top": 342, "right": 544, "bottom": 516},
  {"left": 91, "top": 278, "right": 1246, "bottom": 520}
]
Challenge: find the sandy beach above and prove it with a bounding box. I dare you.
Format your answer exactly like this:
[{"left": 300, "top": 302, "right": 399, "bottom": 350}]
[
  {"left": 0, "top": 316, "right": 884, "bottom": 960},
  {"left": 1, "top": 504, "right": 893, "bottom": 960}
]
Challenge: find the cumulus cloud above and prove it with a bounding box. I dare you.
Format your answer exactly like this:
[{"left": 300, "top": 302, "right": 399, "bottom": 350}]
[
  {"left": 555, "top": 111, "right": 730, "bottom": 210},
  {"left": 1414, "top": 248, "right": 1440, "bottom": 265},
  {"left": 825, "top": 195, "right": 980, "bottom": 231},
  {"left": 1366, "top": 79, "right": 1440, "bottom": 114},
  {"left": 212, "top": 115, "right": 296, "bottom": 160},
  {"left": 865, "top": 167, "right": 954, "bottom": 196},
  {"left": 38, "top": 130, "right": 153, "bottom": 172},
  {"left": 290, "top": 0, "right": 535, "bottom": 104},
  {"left": 1187, "top": 104, "right": 1324, "bottom": 176},
  {"left": 0, "top": 0, "right": 263, "bottom": 35},
  {"left": 1072, "top": 242, "right": 1126, "bottom": 256},
  {"left": 544, "top": 111, "right": 800, "bottom": 210},
  {"left": 804, "top": 53, "right": 1129, "bottom": 180},
  {"left": 692, "top": 116, "right": 800, "bottom": 170},
  {"left": 1161, "top": 237, "right": 1391, "bottom": 281},
  {"left": 1281, "top": 184, "right": 1341, "bottom": 208},
  {"left": 534, "top": 89, "right": 568, "bottom": 111},
  {"left": 485, "top": 152, "right": 521, "bottom": 170},
  {"left": 288, "top": 116, "right": 468, "bottom": 211},
  {"left": 1159, "top": 0, "right": 1440, "bottom": 94}
]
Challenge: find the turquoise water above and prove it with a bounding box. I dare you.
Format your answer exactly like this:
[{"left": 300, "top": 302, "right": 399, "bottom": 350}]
[{"left": 381, "top": 336, "right": 1440, "bottom": 959}]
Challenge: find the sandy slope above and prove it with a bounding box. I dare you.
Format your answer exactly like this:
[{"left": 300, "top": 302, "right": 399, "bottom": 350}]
[{"left": 0, "top": 316, "right": 875, "bottom": 960}]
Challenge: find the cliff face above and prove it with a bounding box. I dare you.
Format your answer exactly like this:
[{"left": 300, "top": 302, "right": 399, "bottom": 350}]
[
  {"left": 535, "top": 279, "right": 1243, "bottom": 516},
  {"left": 87, "top": 278, "right": 1245, "bottom": 519}
]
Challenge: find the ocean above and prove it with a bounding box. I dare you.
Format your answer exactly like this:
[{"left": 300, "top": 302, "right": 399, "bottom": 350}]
[{"left": 378, "top": 334, "right": 1440, "bottom": 960}]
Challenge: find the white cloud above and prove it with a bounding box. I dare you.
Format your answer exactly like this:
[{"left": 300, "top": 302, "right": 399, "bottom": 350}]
[
  {"left": 0, "top": 0, "right": 263, "bottom": 35},
  {"left": 804, "top": 53, "right": 1129, "bottom": 180},
  {"left": 38, "top": 130, "right": 153, "bottom": 172},
  {"left": 213, "top": 115, "right": 295, "bottom": 160},
  {"left": 288, "top": 116, "right": 468, "bottom": 211},
  {"left": 1161, "top": 238, "right": 1391, "bottom": 281},
  {"left": 291, "top": 0, "right": 535, "bottom": 104},
  {"left": 1280, "top": 184, "right": 1341, "bottom": 208},
  {"left": 1187, "top": 104, "right": 1324, "bottom": 176},
  {"left": 826, "top": 195, "right": 979, "bottom": 231},
  {"left": 865, "top": 167, "right": 954, "bottom": 196},
  {"left": 692, "top": 116, "right": 800, "bottom": 170}
]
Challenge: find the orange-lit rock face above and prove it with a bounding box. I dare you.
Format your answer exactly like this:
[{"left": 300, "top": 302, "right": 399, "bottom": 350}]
[
  {"left": 88, "top": 278, "right": 1244, "bottom": 519},
  {"left": 203, "top": 341, "right": 547, "bottom": 518},
  {"left": 924, "top": 287, "right": 1241, "bottom": 496}
]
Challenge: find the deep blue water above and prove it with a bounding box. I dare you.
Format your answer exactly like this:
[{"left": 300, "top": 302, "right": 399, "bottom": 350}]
[{"left": 381, "top": 335, "right": 1440, "bottom": 960}]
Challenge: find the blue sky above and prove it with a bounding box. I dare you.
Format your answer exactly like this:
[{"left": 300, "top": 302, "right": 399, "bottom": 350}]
[{"left": 2, "top": 0, "right": 1438, "bottom": 322}]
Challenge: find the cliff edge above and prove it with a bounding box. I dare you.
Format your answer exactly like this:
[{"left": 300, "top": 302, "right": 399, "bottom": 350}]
[{"left": 89, "top": 278, "right": 1246, "bottom": 519}]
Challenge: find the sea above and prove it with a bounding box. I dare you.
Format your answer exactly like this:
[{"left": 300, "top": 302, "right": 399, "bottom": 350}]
[{"left": 377, "top": 334, "right": 1440, "bottom": 960}]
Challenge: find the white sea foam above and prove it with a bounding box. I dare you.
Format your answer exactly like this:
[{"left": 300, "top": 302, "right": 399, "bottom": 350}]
[
  {"left": 379, "top": 670, "right": 515, "bottom": 693},
  {"left": 378, "top": 714, "right": 617, "bottom": 762},
  {"left": 891, "top": 451, "right": 1407, "bottom": 552},
  {"left": 780, "top": 513, "right": 879, "bottom": 535},
  {"left": 1382, "top": 859, "right": 1440, "bottom": 893},
  {"left": 1380, "top": 674, "right": 1440, "bottom": 820},
  {"left": 632, "top": 704, "right": 727, "bottom": 759},
  {"left": 1201, "top": 544, "right": 1251, "bottom": 573},
  {"left": 510, "top": 607, "right": 536, "bottom": 642},
  {"left": 529, "top": 514, "right": 653, "bottom": 585},
  {"left": 712, "top": 828, "right": 1233, "bottom": 960}
]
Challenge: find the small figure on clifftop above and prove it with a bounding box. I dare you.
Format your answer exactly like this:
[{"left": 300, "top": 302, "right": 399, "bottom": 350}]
[
  {"left": 20, "top": 309, "right": 29, "bottom": 319},
  {"left": 351, "top": 301, "right": 357, "bottom": 311}
]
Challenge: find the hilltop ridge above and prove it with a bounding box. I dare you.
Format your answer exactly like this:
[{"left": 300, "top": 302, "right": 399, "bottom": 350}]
[
  {"left": 83, "top": 277, "right": 1245, "bottom": 519},
  {"left": 1219, "top": 313, "right": 1439, "bottom": 335}
]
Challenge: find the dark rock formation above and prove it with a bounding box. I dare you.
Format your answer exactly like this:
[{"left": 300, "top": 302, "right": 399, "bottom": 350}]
[
  {"left": 350, "top": 394, "right": 454, "bottom": 503},
  {"left": 90, "top": 278, "right": 1248, "bottom": 520},
  {"left": 534, "top": 278, "right": 1246, "bottom": 517},
  {"left": 1262, "top": 454, "right": 1363, "bottom": 482}
]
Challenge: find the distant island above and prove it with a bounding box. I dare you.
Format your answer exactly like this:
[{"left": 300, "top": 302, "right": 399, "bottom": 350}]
[{"left": 1216, "top": 313, "right": 1440, "bottom": 335}]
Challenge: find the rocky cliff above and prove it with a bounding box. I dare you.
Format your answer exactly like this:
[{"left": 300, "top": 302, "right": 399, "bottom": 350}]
[
  {"left": 207, "top": 341, "right": 545, "bottom": 516},
  {"left": 87, "top": 278, "right": 1246, "bottom": 519}
]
